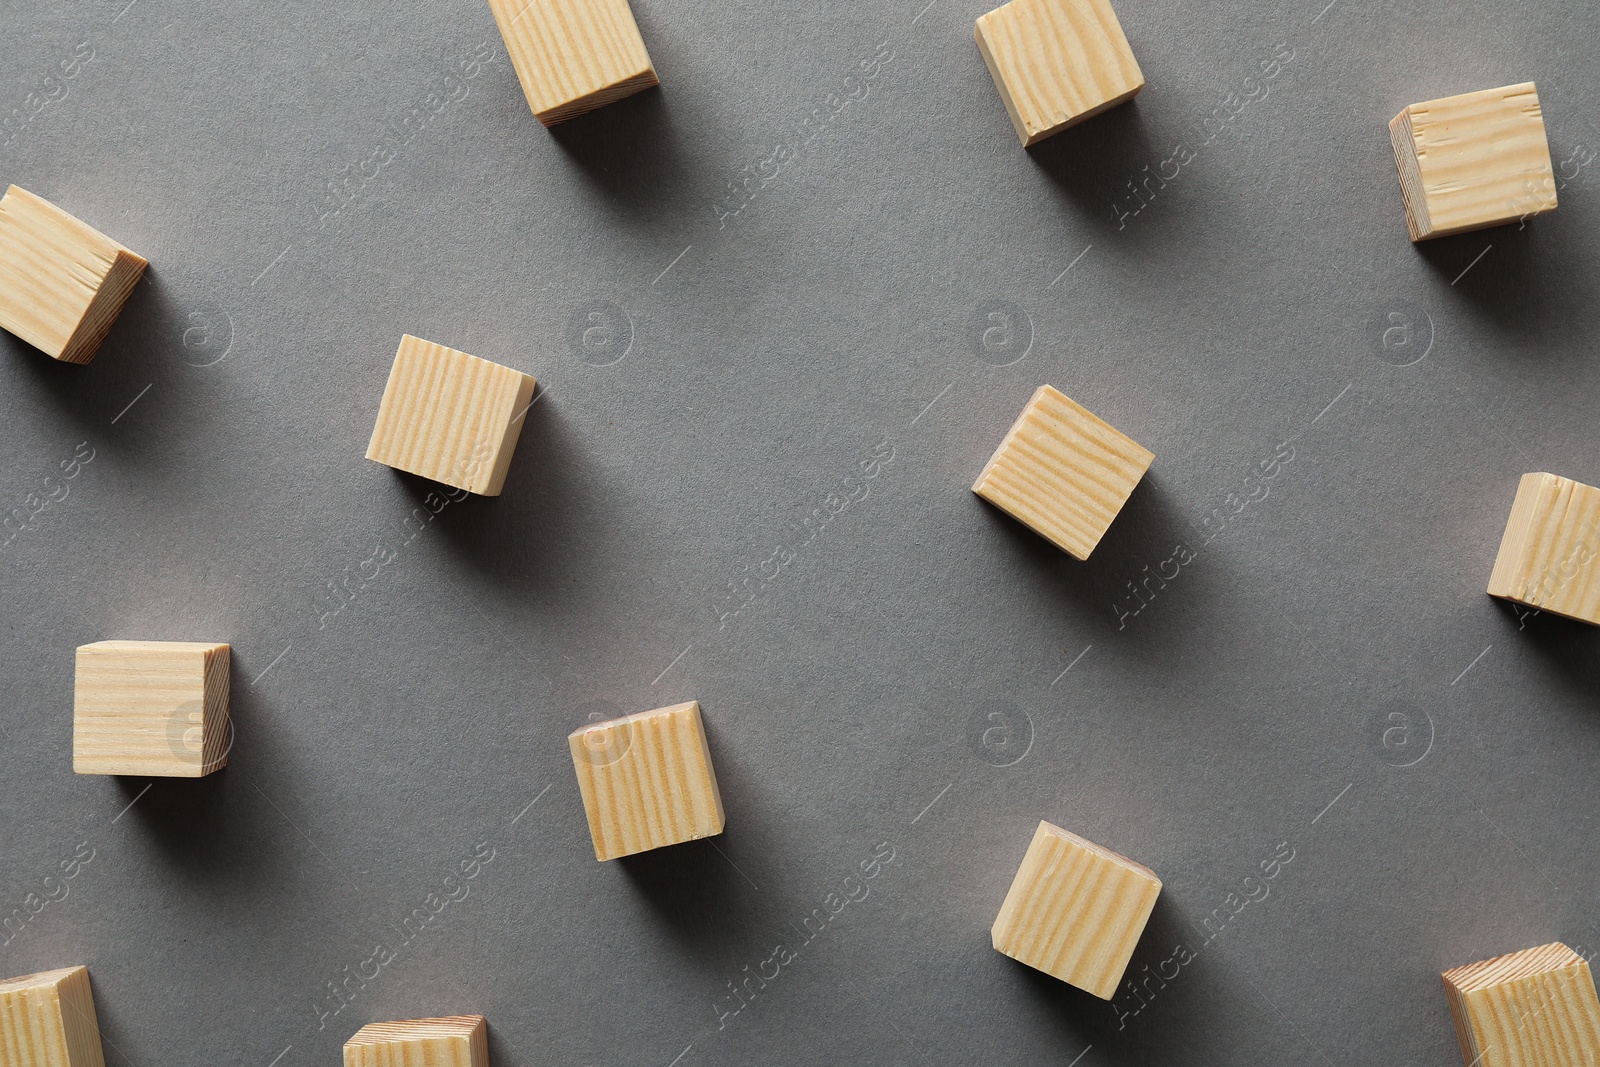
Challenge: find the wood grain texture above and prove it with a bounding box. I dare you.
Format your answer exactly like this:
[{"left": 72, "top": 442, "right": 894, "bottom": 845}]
[
  {"left": 0, "top": 186, "right": 147, "bottom": 364},
  {"left": 1389, "top": 82, "right": 1555, "bottom": 241},
  {"left": 1487, "top": 472, "right": 1600, "bottom": 626},
  {"left": 486, "top": 0, "right": 657, "bottom": 126},
  {"left": 975, "top": 0, "right": 1143, "bottom": 146},
  {"left": 569, "top": 700, "right": 725, "bottom": 861},
  {"left": 0, "top": 966, "right": 107, "bottom": 1067},
  {"left": 343, "top": 1015, "right": 488, "bottom": 1067},
  {"left": 1441, "top": 943, "right": 1600, "bottom": 1067},
  {"left": 73, "top": 641, "right": 230, "bottom": 778},
  {"left": 365, "top": 335, "right": 536, "bottom": 497},
  {"left": 972, "top": 384, "right": 1153, "bottom": 560},
  {"left": 991, "top": 821, "right": 1161, "bottom": 999}
]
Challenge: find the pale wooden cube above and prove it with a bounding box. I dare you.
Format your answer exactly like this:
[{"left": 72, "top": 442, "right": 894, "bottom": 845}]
[
  {"left": 488, "top": 0, "right": 658, "bottom": 126},
  {"left": 991, "top": 820, "right": 1161, "bottom": 999},
  {"left": 1487, "top": 472, "right": 1600, "bottom": 626},
  {"left": 0, "top": 966, "right": 107, "bottom": 1067},
  {"left": 975, "top": 0, "right": 1144, "bottom": 146},
  {"left": 972, "top": 384, "right": 1153, "bottom": 560},
  {"left": 73, "top": 640, "right": 230, "bottom": 778},
  {"left": 344, "top": 1015, "right": 488, "bottom": 1067},
  {"left": 568, "top": 700, "right": 725, "bottom": 861},
  {"left": 1441, "top": 943, "right": 1600, "bottom": 1067},
  {"left": 1389, "top": 82, "right": 1556, "bottom": 241},
  {"left": 365, "top": 335, "right": 536, "bottom": 497},
  {"left": 0, "top": 186, "right": 147, "bottom": 364}
]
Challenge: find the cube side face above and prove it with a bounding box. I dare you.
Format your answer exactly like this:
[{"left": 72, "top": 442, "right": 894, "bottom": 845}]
[
  {"left": 482, "top": 373, "right": 538, "bottom": 496},
  {"left": 991, "top": 821, "right": 1161, "bottom": 999},
  {"left": 365, "top": 336, "right": 536, "bottom": 497},
  {"left": 1487, "top": 473, "right": 1600, "bottom": 625},
  {"left": 1442, "top": 976, "right": 1483, "bottom": 1067},
  {"left": 57, "top": 250, "right": 148, "bottom": 366},
  {"left": 0, "top": 966, "right": 105, "bottom": 1067},
  {"left": 569, "top": 700, "right": 726, "bottom": 861},
  {"left": 53, "top": 966, "right": 104, "bottom": 1067},
  {"left": 73, "top": 641, "right": 229, "bottom": 777},
  {"left": 976, "top": 0, "right": 1143, "bottom": 146},
  {"left": 199, "top": 643, "right": 233, "bottom": 774},
  {"left": 1389, "top": 109, "right": 1431, "bottom": 241},
  {"left": 1404, "top": 83, "right": 1555, "bottom": 240},
  {"left": 344, "top": 1035, "right": 474, "bottom": 1067},
  {"left": 0, "top": 187, "right": 140, "bottom": 363},
  {"left": 972, "top": 385, "right": 1153, "bottom": 559},
  {"left": 1442, "top": 946, "right": 1600, "bottom": 1067},
  {"left": 344, "top": 1016, "right": 487, "bottom": 1067},
  {"left": 487, "top": 0, "right": 657, "bottom": 126}
]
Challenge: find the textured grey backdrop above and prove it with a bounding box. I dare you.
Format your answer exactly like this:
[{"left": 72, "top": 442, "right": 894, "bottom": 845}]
[{"left": 2, "top": 0, "right": 1598, "bottom": 1064}]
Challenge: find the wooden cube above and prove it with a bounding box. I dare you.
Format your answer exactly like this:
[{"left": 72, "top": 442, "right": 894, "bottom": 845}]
[
  {"left": 1389, "top": 82, "right": 1556, "bottom": 241},
  {"left": 0, "top": 186, "right": 147, "bottom": 364},
  {"left": 487, "top": 0, "right": 658, "bottom": 126},
  {"left": 344, "top": 1015, "right": 488, "bottom": 1067},
  {"left": 73, "top": 640, "right": 230, "bottom": 778},
  {"left": 365, "top": 335, "right": 536, "bottom": 497},
  {"left": 1441, "top": 943, "right": 1600, "bottom": 1067},
  {"left": 568, "top": 700, "right": 725, "bottom": 861},
  {"left": 0, "top": 966, "right": 107, "bottom": 1067},
  {"left": 991, "top": 821, "right": 1161, "bottom": 999},
  {"left": 1487, "top": 472, "right": 1600, "bottom": 626},
  {"left": 972, "top": 384, "right": 1152, "bottom": 560},
  {"left": 975, "top": 0, "right": 1144, "bottom": 146}
]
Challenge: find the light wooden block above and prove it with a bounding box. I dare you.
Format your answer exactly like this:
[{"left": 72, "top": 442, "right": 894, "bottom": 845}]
[
  {"left": 991, "top": 820, "right": 1161, "bottom": 999},
  {"left": 73, "top": 640, "right": 230, "bottom": 778},
  {"left": 365, "top": 335, "right": 536, "bottom": 497},
  {"left": 487, "top": 0, "right": 658, "bottom": 126},
  {"left": 0, "top": 186, "right": 147, "bottom": 364},
  {"left": 1487, "top": 472, "right": 1600, "bottom": 626},
  {"left": 1389, "top": 82, "right": 1556, "bottom": 241},
  {"left": 975, "top": 0, "right": 1144, "bottom": 146},
  {"left": 344, "top": 1015, "right": 488, "bottom": 1067},
  {"left": 0, "top": 966, "right": 107, "bottom": 1067},
  {"left": 972, "top": 384, "right": 1152, "bottom": 560},
  {"left": 568, "top": 699, "right": 725, "bottom": 861},
  {"left": 1441, "top": 942, "right": 1600, "bottom": 1067}
]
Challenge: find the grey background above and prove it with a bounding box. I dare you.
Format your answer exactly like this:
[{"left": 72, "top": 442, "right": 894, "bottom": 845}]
[{"left": 1, "top": 0, "right": 1598, "bottom": 1064}]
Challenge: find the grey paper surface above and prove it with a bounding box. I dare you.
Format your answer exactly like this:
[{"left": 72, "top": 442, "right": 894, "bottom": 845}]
[{"left": 3, "top": 0, "right": 1600, "bottom": 1064}]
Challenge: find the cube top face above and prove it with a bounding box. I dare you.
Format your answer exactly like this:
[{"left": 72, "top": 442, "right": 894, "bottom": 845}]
[
  {"left": 0, "top": 965, "right": 105, "bottom": 1067},
  {"left": 0, "top": 186, "right": 148, "bottom": 364},
  {"left": 1389, "top": 82, "right": 1555, "bottom": 240},
  {"left": 1487, "top": 473, "right": 1600, "bottom": 626},
  {"left": 365, "top": 335, "right": 537, "bottom": 497},
  {"left": 975, "top": 0, "right": 1144, "bottom": 146},
  {"left": 73, "top": 640, "right": 231, "bottom": 778},
  {"left": 1441, "top": 943, "right": 1600, "bottom": 1067},
  {"left": 972, "top": 384, "right": 1153, "bottom": 559},
  {"left": 568, "top": 699, "right": 726, "bottom": 861},
  {"left": 992, "top": 821, "right": 1161, "bottom": 999},
  {"left": 487, "top": 0, "right": 659, "bottom": 126},
  {"left": 343, "top": 1015, "right": 488, "bottom": 1067},
  {"left": 0, "top": 967, "right": 85, "bottom": 998}
]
